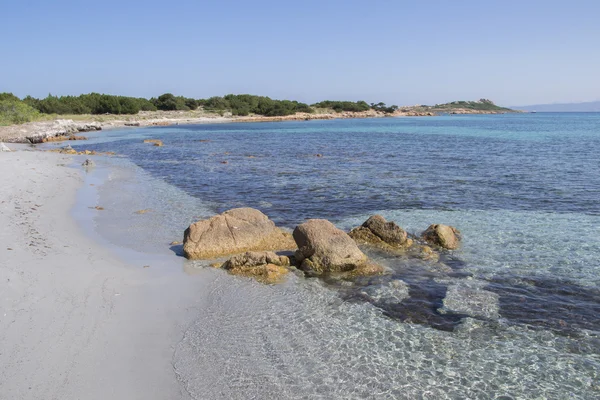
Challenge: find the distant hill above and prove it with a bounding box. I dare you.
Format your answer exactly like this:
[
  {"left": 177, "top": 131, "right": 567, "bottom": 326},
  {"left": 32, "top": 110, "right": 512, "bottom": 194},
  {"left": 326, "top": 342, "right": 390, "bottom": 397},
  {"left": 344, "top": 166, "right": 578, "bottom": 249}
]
[
  {"left": 514, "top": 100, "right": 600, "bottom": 112},
  {"left": 404, "top": 99, "right": 516, "bottom": 114}
]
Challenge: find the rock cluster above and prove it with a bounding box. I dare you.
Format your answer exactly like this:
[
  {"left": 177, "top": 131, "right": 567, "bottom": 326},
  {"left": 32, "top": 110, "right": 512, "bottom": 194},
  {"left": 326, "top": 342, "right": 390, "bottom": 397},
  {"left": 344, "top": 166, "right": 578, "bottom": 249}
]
[{"left": 182, "top": 207, "right": 462, "bottom": 285}]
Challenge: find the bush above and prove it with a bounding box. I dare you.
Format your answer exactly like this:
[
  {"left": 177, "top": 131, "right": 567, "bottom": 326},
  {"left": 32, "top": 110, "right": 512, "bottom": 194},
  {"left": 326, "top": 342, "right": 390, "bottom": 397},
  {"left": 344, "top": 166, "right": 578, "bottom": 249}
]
[
  {"left": 311, "top": 100, "right": 371, "bottom": 113},
  {"left": 0, "top": 98, "right": 40, "bottom": 125},
  {"left": 201, "top": 94, "right": 313, "bottom": 116}
]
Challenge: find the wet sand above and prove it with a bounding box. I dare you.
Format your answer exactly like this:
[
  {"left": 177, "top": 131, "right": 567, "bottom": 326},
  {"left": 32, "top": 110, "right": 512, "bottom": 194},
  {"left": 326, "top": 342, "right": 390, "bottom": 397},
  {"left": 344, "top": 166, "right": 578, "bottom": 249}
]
[{"left": 0, "top": 148, "right": 204, "bottom": 399}]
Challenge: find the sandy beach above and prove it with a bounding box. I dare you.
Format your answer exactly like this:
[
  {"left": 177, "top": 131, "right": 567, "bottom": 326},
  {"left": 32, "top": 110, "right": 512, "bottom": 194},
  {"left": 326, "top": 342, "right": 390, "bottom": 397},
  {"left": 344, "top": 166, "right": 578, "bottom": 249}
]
[{"left": 0, "top": 148, "right": 204, "bottom": 399}]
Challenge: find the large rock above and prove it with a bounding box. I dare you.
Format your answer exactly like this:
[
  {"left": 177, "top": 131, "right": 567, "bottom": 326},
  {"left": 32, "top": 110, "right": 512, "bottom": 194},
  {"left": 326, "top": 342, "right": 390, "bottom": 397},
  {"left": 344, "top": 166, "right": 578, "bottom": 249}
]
[
  {"left": 422, "top": 224, "right": 461, "bottom": 250},
  {"left": 349, "top": 215, "right": 412, "bottom": 250},
  {"left": 293, "top": 219, "right": 383, "bottom": 276},
  {"left": 221, "top": 251, "right": 290, "bottom": 284},
  {"left": 183, "top": 208, "right": 296, "bottom": 259}
]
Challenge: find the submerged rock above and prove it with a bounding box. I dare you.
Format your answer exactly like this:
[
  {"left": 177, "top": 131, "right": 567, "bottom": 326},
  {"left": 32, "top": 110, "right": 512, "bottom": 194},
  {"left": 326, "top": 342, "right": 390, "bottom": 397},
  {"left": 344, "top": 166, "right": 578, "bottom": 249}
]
[
  {"left": 143, "top": 139, "right": 163, "bottom": 147},
  {"left": 222, "top": 251, "right": 290, "bottom": 284},
  {"left": 360, "top": 279, "right": 410, "bottom": 305},
  {"left": 0, "top": 142, "right": 11, "bottom": 152},
  {"left": 293, "top": 219, "right": 383, "bottom": 276},
  {"left": 183, "top": 208, "right": 296, "bottom": 260},
  {"left": 82, "top": 158, "right": 95, "bottom": 167},
  {"left": 439, "top": 281, "right": 499, "bottom": 320},
  {"left": 349, "top": 215, "right": 412, "bottom": 250},
  {"left": 422, "top": 224, "right": 461, "bottom": 250}
]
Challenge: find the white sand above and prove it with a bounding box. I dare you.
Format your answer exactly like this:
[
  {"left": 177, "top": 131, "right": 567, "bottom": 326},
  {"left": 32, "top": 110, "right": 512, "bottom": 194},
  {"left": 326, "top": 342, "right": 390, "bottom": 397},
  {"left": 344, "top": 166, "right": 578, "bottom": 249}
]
[{"left": 0, "top": 149, "right": 205, "bottom": 399}]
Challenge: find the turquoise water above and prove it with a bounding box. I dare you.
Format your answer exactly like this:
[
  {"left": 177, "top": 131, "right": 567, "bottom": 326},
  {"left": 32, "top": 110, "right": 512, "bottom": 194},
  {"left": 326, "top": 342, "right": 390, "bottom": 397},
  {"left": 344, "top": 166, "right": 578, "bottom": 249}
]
[{"left": 71, "top": 113, "right": 600, "bottom": 399}]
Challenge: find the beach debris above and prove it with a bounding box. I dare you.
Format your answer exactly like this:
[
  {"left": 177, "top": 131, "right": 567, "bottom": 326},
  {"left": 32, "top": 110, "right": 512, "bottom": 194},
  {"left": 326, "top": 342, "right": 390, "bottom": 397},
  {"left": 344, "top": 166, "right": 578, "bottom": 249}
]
[
  {"left": 82, "top": 158, "right": 95, "bottom": 168},
  {"left": 221, "top": 251, "right": 290, "bottom": 284},
  {"left": 143, "top": 265, "right": 150, "bottom": 268},
  {"left": 422, "top": 224, "right": 461, "bottom": 250},
  {"left": 349, "top": 215, "right": 413, "bottom": 250},
  {"left": 143, "top": 139, "right": 163, "bottom": 146},
  {"left": 293, "top": 219, "right": 383, "bottom": 277},
  {"left": 183, "top": 207, "right": 296, "bottom": 260},
  {"left": 220, "top": 160, "right": 228, "bottom": 164},
  {"left": 0, "top": 142, "right": 11, "bottom": 152},
  {"left": 198, "top": 139, "right": 211, "bottom": 142},
  {"left": 170, "top": 241, "right": 181, "bottom": 245},
  {"left": 438, "top": 281, "right": 500, "bottom": 320},
  {"left": 315, "top": 153, "right": 323, "bottom": 157},
  {"left": 94, "top": 206, "right": 104, "bottom": 210},
  {"left": 134, "top": 209, "right": 152, "bottom": 214}
]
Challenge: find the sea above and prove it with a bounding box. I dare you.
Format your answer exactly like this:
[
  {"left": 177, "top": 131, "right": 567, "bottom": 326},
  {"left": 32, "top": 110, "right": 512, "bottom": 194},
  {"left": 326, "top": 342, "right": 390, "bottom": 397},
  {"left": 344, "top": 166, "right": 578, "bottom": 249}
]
[{"left": 65, "top": 113, "right": 600, "bottom": 399}]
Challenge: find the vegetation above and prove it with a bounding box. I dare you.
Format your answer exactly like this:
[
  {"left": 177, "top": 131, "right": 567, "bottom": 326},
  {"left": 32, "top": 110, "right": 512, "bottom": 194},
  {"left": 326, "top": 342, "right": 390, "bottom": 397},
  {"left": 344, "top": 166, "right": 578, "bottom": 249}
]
[
  {"left": 0, "top": 91, "right": 516, "bottom": 127},
  {"left": 150, "top": 93, "right": 198, "bottom": 111},
  {"left": 23, "top": 93, "right": 157, "bottom": 115},
  {"left": 311, "top": 100, "right": 371, "bottom": 112},
  {"left": 312, "top": 100, "right": 399, "bottom": 114},
  {"left": 0, "top": 93, "right": 40, "bottom": 125},
  {"left": 202, "top": 94, "right": 312, "bottom": 116},
  {"left": 428, "top": 99, "right": 513, "bottom": 112}
]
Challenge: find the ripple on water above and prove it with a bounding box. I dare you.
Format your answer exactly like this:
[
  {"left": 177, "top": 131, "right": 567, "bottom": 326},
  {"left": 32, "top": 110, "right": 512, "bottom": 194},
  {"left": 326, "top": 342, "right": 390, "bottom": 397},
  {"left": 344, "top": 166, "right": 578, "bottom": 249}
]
[{"left": 173, "top": 270, "right": 600, "bottom": 399}]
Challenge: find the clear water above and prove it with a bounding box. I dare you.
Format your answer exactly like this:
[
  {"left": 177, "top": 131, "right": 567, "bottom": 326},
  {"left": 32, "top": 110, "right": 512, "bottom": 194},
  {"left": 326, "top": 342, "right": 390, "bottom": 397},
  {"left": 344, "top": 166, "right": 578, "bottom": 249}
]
[{"left": 70, "top": 113, "right": 600, "bottom": 399}]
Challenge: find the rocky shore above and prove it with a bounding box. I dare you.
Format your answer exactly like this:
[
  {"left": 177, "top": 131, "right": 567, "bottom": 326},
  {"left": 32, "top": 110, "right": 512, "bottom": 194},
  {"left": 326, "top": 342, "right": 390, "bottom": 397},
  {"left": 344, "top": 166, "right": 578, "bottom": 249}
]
[{"left": 0, "top": 106, "right": 517, "bottom": 144}]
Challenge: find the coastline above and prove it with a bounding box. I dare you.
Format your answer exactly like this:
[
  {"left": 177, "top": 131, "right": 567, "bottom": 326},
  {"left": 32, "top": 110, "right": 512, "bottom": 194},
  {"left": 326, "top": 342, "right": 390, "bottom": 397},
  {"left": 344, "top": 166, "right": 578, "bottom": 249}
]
[
  {"left": 0, "top": 149, "right": 207, "bottom": 399},
  {"left": 0, "top": 107, "right": 516, "bottom": 144}
]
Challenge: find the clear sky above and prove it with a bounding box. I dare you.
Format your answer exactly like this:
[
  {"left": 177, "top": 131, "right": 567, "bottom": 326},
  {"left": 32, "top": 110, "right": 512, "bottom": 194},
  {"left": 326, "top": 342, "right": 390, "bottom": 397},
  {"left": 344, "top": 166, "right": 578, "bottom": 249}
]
[{"left": 1, "top": 0, "right": 599, "bottom": 106}]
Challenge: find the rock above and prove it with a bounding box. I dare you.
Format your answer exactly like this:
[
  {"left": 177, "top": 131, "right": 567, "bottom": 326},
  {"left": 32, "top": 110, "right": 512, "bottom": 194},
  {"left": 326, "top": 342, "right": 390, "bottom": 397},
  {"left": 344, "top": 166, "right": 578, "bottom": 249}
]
[
  {"left": 59, "top": 144, "right": 77, "bottom": 155},
  {"left": 0, "top": 143, "right": 11, "bottom": 152},
  {"left": 439, "top": 282, "right": 499, "bottom": 320},
  {"left": 349, "top": 215, "right": 411, "bottom": 250},
  {"left": 360, "top": 279, "right": 410, "bottom": 305},
  {"left": 81, "top": 159, "right": 95, "bottom": 167},
  {"left": 183, "top": 208, "right": 296, "bottom": 260},
  {"left": 406, "top": 244, "right": 440, "bottom": 262},
  {"left": 125, "top": 122, "right": 141, "bottom": 126},
  {"left": 143, "top": 139, "right": 163, "bottom": 146},
  {"left": 422, "top": 224, "right": 461, "bottom": 250},
  {"left": 293, "top": 219, "right": 383, "bottom": 276},
  {"left": 222, "top": 251, "right": 290, "bottom": 284},
  {"left": 134, "top": 209, "right": 151, "bottom": 214},
  {"left": 25, "top": 120, "right": 101, "bottom": 144}
]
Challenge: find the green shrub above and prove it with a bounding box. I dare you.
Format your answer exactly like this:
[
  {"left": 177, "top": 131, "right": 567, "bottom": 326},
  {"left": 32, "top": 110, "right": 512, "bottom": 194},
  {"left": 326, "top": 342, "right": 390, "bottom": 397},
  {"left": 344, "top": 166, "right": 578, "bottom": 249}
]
[{"left": 0, "top": 99, "right": 40, "bottom": 125}]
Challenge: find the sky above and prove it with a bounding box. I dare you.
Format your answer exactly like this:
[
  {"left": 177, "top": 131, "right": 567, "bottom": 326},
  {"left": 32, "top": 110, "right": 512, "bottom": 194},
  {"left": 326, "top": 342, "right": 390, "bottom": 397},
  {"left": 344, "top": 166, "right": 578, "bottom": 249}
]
[{"left": 1, "top": 0, "right": 599, "bottom": 106}]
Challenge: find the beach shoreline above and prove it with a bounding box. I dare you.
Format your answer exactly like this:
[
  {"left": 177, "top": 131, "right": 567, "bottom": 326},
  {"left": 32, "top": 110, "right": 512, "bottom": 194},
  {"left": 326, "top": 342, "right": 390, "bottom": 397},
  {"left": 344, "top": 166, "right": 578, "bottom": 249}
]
[
  {"left": 0, "top": 148, "right": 208, "bottom": 399},
  {"left": 0, "top": 106, "right": 516, "bottom": 144}
]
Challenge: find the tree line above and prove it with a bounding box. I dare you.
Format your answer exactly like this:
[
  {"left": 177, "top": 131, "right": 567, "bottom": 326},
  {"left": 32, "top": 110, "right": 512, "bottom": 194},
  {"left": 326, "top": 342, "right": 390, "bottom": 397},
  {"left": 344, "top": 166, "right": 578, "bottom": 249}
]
[{"left": 0, "top": 92, "right": 400, "bottom": 125}]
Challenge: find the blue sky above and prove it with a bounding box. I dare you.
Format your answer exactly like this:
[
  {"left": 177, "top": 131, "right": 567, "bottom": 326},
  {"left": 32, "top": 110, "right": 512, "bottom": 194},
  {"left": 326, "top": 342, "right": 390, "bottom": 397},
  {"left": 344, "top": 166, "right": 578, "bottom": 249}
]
[{"left": 1, "top": 0, "right": 599, "bottom": 106}]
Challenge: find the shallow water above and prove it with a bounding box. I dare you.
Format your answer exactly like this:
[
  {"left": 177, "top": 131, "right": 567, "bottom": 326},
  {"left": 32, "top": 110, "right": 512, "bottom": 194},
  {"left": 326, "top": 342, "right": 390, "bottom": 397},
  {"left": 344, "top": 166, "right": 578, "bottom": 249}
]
[{"left": 70, "top": 113, "right": 600, "bottom": 398}]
